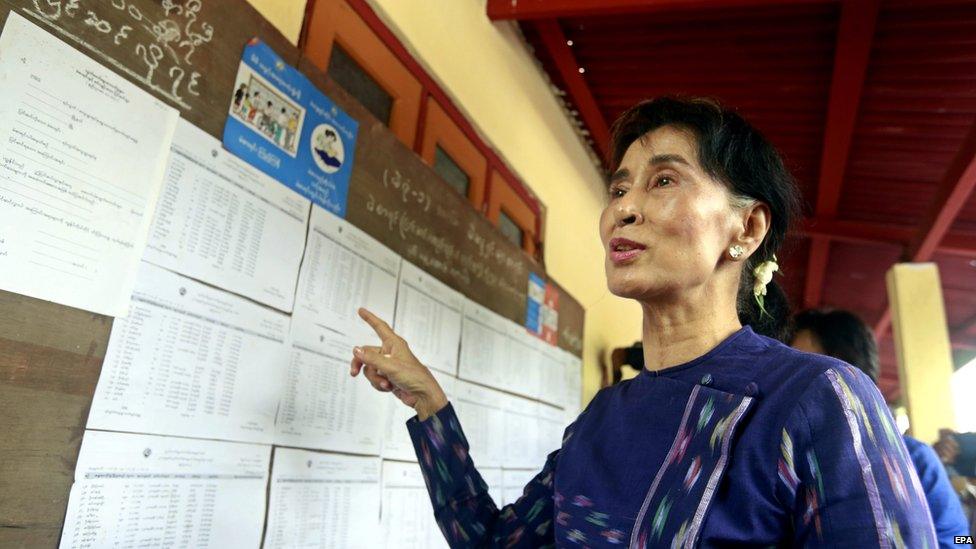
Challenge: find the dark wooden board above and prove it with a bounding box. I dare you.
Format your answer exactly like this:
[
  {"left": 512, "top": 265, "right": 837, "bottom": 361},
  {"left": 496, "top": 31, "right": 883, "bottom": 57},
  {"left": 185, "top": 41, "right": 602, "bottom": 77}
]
[{"left": 0, "top": 2, "right": 585, "bottom": 546}]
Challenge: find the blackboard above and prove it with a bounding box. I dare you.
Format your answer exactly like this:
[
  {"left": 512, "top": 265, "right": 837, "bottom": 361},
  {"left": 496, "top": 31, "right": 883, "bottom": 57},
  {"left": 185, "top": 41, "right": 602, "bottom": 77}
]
[{"left": 0, "top": 1, "right": 585, "bottom": 546}]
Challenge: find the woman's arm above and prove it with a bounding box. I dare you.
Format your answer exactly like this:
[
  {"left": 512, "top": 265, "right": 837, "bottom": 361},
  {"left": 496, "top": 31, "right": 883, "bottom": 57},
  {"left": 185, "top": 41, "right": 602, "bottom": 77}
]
[
  {"left": 778, "top": 365, "right": 938, "bottom": 547},
  {"left": 407, "top": 402, "right": 564, "bottom": 548},
  {"left": 350, "top": 308, "right": 564, "bottom": 547}
]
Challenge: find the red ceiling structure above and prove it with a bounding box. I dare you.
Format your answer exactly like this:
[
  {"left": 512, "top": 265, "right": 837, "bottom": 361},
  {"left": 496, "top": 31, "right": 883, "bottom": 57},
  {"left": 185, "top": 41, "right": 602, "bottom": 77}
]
[{"left": 488, "top": 0, "right": 976, "bottom": 399}]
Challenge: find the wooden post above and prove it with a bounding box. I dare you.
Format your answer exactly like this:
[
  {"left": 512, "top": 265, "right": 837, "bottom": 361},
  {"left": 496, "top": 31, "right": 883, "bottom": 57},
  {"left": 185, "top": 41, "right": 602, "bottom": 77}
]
[{"left": 886, "top": 263, "right": 957, "bottom": 443}]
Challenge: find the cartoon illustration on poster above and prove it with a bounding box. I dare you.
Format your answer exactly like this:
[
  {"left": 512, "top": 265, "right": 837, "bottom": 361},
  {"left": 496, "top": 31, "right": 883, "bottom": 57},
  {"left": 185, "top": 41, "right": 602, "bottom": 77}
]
[{"left": 224, "top": 38, "right": 358, "bottom": 217}]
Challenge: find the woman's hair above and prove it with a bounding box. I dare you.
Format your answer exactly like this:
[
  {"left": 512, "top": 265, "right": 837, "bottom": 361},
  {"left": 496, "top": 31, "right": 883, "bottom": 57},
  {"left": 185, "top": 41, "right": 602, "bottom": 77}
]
[
  {"left": 790, "top": 309, "right": 880, "bottom": 382},
  {"left": 607, "top": 96, "right": 802, "bottom": 341}
]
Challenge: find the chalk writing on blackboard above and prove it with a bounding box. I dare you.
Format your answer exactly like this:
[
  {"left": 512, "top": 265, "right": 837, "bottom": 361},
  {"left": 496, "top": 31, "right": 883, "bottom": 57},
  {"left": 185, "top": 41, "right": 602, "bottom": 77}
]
[
  {"left": 363, "top": 189, "right": 526, "bottom": 307},
  {"left": 24, "top": 0, "right": 210, "bottom": 109}
]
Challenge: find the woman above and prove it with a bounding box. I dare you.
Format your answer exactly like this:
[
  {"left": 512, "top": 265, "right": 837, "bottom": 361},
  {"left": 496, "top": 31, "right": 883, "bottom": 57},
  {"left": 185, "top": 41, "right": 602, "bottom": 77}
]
[{"left": 351, "top": 97, "right": 935, "bottom": 547}]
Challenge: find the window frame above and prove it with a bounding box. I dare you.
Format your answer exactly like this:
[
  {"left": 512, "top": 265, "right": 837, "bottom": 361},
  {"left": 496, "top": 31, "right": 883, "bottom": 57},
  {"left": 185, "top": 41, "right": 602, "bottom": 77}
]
[
  {"left": 303, "top": 0, "right": 422, "bottom": 146},
  {"left": 487, "top": 170, "right": 539, "bottom": 258},
  {"left": 419, "top": 99, "right": 488, "bottom": 210}
]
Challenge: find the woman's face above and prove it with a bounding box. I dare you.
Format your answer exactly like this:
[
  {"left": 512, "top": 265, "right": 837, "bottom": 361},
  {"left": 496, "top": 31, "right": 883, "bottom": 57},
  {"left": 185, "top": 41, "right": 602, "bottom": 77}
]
[{"left": 599, "top": 126, "right": 743, "bottom": 301}]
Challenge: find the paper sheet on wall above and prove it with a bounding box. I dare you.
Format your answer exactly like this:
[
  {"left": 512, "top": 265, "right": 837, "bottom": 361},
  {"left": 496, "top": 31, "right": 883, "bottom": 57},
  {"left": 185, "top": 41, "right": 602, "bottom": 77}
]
[
  {"left": 560, "top": 348, "right": 583, "bottom": 417},
  {"left": 501, "top": 469, "right": 539, "bottom": 507},
  {"left": 59, "top": 430, "right": 269, "bottom": 549},
  {"left": 0, "top": 13, "right": 177, "bottom": 316},
  {"left": 381, "top": 461, "right": 449, "bottom": 549},
  {"left": 536, "top": 402, "right": 567, "bottom": 465},
  {"left": 453, "top": 380, "right": 506, "bottom": 468},
  {"left": 87, "top": 261, "right": 288, "bottom": 444},
  {"left": 381, "top": 371, "right": 457, "bottom": 462},
  {"left": 393, "top": 261, "right": 463, "bottom": 376},
  {"left": 458, "top": 299, "right": 510, "bottom": 391},
  {"left": 291, "top": 205, "right": 400, "bottom": 359},
  {"left": 275, "top": 345, "right": 387, "bottom": 455},
  {"left": 482, "top": 467, "right": 503, "bottom": 508},
  {"left": 508, "top": 327, "right": 542, "bottom": 398},
  {"left": 264, "top": 449, "right": 381, "bottom": 549},
  {"left": 144, "top": 119, "right": 310, "bottom": 312},
  {"left": 535, "top": 343, "right": 568, "bottom": 407},
  {"left": 459, "top": 298, "right": 541, "bottom": 399},
  {"left": 502, "top": 393, "right": 541, "bottom": 469}
]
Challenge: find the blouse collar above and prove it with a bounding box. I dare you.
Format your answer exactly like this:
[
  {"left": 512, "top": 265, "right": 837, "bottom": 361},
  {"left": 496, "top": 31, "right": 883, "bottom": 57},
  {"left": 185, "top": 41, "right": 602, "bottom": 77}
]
[{"left": 639, "top": 325, "right": 755, "bottom": 379}]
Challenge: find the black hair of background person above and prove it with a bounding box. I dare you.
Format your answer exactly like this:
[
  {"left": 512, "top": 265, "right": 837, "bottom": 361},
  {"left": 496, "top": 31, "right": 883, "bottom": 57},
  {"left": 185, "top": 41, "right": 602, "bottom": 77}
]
[
  {"left": 608, "top": 97, "right": 801, "bottom": 342},
  {"left": 790, "top": 308, "right": 881, "bottom": 382}
]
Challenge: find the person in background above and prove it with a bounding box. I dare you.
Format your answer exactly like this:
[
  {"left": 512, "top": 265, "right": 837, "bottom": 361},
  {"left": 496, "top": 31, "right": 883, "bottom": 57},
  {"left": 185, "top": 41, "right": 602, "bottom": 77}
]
[
  {"left": 609, "top": 341, "right": 642, "bottom": 383},
  {"left": 936, "top": 428, "right": 976, "bottom": 537},
  {"left": 936, "top": 429, "right": 976, "bottom": 479},
  {"left": 791, "top": 308, "right": 971, "bottom": 548}
]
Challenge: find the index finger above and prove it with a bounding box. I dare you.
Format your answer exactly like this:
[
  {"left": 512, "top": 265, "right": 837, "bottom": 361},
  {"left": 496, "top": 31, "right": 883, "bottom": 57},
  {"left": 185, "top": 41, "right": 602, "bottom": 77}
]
[{"left": 358, "top": 308, "right": 397, "bottom": 341}]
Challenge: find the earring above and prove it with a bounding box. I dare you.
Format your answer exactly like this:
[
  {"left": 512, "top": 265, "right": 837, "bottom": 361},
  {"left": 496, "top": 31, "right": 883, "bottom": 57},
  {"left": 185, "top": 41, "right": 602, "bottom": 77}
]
[{"left": 728, "top": 245, "right": 744, "bottom": 260}]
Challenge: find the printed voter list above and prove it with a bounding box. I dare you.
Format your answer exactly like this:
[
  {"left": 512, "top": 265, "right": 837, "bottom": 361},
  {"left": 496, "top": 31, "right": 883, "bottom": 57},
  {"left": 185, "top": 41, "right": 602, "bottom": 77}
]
[
  {"left": 223, "top": 38, "right": 357, "bottom": 217},
  {"left": 0, "top": 13, "right": 177, "bottom": 316}
]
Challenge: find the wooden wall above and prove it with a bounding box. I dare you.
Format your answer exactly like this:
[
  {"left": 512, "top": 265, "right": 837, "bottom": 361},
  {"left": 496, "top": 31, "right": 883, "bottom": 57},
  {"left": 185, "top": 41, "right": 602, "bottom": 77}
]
[{"left": 0, "top": 1, "right": 584, "bottom": 546}]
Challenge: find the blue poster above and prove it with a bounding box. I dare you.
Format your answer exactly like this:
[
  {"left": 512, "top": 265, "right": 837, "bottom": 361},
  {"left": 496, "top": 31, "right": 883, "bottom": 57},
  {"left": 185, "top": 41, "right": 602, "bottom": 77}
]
[
  {"left": 224, "top": 38, "right": 358, "bottom": 217},
  {"left": 525, "top": 272, "right": 545, "bottom": 334}
]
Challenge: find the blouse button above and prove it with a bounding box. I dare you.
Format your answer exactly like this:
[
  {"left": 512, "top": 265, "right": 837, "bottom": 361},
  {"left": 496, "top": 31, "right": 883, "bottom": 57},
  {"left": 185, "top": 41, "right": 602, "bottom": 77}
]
[{"left": 700, "top": 374, "right": 712, "bottom": 386}]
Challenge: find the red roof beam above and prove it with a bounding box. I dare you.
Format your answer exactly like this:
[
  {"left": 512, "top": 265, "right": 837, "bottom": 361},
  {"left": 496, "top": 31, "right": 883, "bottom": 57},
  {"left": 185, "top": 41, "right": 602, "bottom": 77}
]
[
  {"left": 875, "top": 119, "right": 976, "bottom": 336},
  {"left": 487, "top": 0, "right": 838, "bottom": 20},
  {"left": 802, "top": 0, "right": 881, "bottom": 310},
  {"left": 800, "top": 219, "right": 976, "bottom": 257},
  {"left": 801, "top": 218, "right": 912, "bottom": 247},
  {"left": 532, "top": 20, "right": 611, "bottom": 160}
]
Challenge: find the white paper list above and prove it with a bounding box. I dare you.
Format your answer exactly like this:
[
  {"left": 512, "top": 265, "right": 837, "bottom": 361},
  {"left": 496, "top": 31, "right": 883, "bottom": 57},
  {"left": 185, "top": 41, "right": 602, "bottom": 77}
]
[
  {"left": 453, "top": 380, "right": 506, "bottom": 468},
  {"left": 381, "top": 371, "right": 457, "bottom": 462},
  {"left": 264, "top": 449, "right": 381, "bottom": 549},
  {"left": 144, "top": 119, "right": 310, "bottom": 312},
  {"left": 275, "top": 345, "right": 386, "bottom": 455},
  {"left": 501, "top": 469, "right": 539, "bottom": 507},
  {"left": 291, "top": 205, "right": 400, "bottom": 359},
  {"left": 560, "top": 348, "right": 583, "bottom": 417},
  {"left": 381, "top": 461, "right": 448, "bottom": 549},
  {"left": 503, "top": 393, "right": 541, "bottom": 469},
  {"left": 507, "top": 327, "right": 542, "bottom": 399},
  {"left": 87, "top": 262, "right": 288, "bottom": 444},
  {"left": 537, "top": 402, "right": 567, "bottom": 465},
  {"left": 535, "top": 343, "right": 567, "bottom": 407},
  {"left": 0, "top": 13, "right": 178, "bottom": 316},
  {"left": 458, "top": 300, "right": 509, "bottom": 391},
  {"left": 59, "top": 430, "right": 269, "bottom": 549},
  {"left": 458, "top": 299, "right": 540, "bottom": 399},
  {"left": 482, "top": 467, "right": 503, "bottom": 508},
  {"left": 393, "top": 261, "right": 463, "bottom": 376}
]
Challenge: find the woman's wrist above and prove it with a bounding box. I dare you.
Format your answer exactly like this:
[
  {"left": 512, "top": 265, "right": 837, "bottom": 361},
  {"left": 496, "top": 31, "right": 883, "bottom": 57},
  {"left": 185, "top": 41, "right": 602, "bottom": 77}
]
[{"left": 415, "top": 389, "right": 449, "bottom": 421}]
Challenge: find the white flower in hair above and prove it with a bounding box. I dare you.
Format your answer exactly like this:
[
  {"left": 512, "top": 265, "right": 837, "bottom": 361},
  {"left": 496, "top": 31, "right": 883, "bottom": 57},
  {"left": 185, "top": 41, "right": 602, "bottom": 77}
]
[
  {"left": 752, "top": 256, "right": 779, "bottom": 318},
  {"left": 752, "top": 258, "right": 779, "bottom": 297}
]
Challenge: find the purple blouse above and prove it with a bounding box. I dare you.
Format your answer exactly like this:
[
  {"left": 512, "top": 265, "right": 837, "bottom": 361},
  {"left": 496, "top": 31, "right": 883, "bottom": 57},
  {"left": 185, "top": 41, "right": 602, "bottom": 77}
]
[{"left": 407, "top": 326, "right": 940, "bottom": 547}]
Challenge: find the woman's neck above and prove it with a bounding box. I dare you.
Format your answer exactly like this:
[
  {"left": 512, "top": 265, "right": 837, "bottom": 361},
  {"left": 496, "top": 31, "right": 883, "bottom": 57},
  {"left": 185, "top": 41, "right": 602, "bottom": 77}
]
[{"left": 639, "top": 290, "right": 742, "bottom": 372}]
